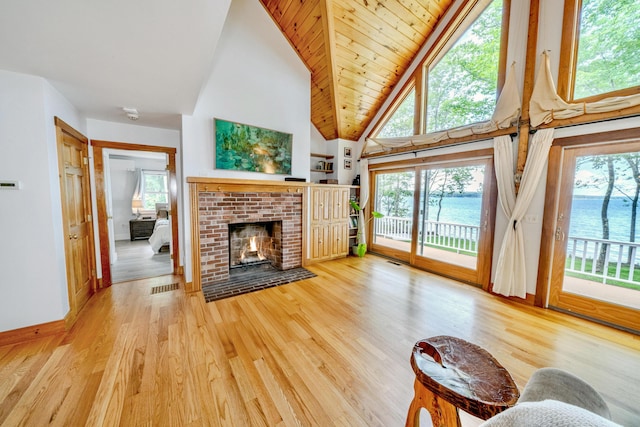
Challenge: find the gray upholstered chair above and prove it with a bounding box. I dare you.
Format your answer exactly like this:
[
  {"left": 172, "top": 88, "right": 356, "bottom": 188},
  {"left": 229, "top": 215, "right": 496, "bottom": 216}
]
[{"left": 480, "top": 368, "right": 621, "bottom": 426}]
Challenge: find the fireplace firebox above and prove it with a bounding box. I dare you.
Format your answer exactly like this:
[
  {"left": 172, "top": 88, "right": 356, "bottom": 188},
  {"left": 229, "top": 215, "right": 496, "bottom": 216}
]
[{"left": 228, "top": 221, "right": 282, "bottom": 269}]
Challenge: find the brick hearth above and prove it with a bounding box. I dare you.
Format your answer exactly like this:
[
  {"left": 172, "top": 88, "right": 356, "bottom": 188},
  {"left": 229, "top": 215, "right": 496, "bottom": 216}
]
[{"left": 197, "top": 190, "right": 303, "bottom": 285}]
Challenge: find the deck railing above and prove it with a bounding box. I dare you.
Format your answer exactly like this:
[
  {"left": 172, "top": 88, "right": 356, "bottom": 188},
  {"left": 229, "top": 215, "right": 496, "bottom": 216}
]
[
  {"left": 375, "top": 217, "right": 640, "bottom": 286},
  {"left": 566, "top": 236, "right": 640, "bottom": 285},
  {"left": 375, "top": 217, "right": 479, "bottom": 255}
]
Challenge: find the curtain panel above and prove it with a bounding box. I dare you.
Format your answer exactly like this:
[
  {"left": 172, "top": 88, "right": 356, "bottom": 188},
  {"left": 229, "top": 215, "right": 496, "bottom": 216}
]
[
  {"left": 492, "top": 128, "right": 554, "bottom": 298},
  {"left": 530, "top": 51, "right": 640, "bottom": 128}
]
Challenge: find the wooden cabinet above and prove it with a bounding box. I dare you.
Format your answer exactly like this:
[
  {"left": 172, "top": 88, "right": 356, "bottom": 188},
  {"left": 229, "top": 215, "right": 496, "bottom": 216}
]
[
  {"left": 129, "top": 218, "right": 155, "bottom": 240},
  {"left": 307, "top": 185, "right": 352, "bottom": 262}
]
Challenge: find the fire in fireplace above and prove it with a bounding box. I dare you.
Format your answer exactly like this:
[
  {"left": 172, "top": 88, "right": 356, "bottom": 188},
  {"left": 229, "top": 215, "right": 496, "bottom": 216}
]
[{"left": 228, "top": 222, "right": 281, "bottom": 268}]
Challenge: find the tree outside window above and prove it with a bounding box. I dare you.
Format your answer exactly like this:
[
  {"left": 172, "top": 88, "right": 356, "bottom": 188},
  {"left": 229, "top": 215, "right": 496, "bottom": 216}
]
[
  {"left": 142, "top": 170, "right": 168, "bottom": 210},
  {"left": 426, "top": 0, "right": 503, "bottom": 133},
  {"left": 377, "top": 89, "right": 416, "bottom": 138},
  {"left": 573, "top": 0, "right": 640, "bottom": 99}
]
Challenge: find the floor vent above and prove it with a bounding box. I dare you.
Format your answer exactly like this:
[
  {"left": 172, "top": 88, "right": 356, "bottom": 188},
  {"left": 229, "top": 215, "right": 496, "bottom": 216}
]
[
  {"left": 387, "top": 261, "right": 401, "bottom": 266},
  {"left": 151, "top": 283, "right": 180, "bottom": 294}
]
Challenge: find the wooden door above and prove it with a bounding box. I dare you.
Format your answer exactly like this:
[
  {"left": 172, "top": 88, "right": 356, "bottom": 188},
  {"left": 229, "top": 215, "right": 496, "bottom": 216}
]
[
  {"left": 331, "top": 222, "right": 349, "bottom": 257},
  {"left": 56, "top": 118, "right": 96, "bottom": 320},
  {"left": 332, "top": 187, "right": 350, "bottom": 221},
  {"left": 311, "top": 187, "right": 331, "bottom": 222}
]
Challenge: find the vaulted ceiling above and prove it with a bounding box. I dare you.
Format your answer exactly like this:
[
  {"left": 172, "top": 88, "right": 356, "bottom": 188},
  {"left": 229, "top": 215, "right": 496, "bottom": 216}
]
[{"left": 260, "top": 0, "right": 455, "bottom": 142}]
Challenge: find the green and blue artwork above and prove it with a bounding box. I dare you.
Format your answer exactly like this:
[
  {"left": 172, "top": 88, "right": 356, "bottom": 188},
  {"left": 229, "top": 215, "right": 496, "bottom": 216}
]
[{"left": 215, "top": 118, "right": 292, "bottom": 175}]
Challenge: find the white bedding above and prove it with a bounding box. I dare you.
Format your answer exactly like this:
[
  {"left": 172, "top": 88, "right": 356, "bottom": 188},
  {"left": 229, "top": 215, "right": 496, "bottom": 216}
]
[{"left": 149, "top": 219, "right": 171, "bottom": 253}]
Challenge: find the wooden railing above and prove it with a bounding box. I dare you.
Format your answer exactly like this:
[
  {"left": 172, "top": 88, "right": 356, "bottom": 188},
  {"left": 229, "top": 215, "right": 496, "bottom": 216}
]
[{"left": 566, "top": 236, "right": 640, "bottom": 285}]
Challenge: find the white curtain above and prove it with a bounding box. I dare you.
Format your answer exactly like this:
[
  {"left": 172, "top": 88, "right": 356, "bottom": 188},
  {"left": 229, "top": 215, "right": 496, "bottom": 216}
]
[
  {"left": 530, "top": 51, "right": 640, "bottom": 128},
  {"left": 358, "top": 158, "right": 370, "bottom": 245},
  {"left": 131, "top": 168, "right": 143, "bottom": 215},
  {"left": 492, "top": 128, "right": 554, "bottom": 298},
  {"left": 364, "top": 62, "right": 522, "bottom": 154}
]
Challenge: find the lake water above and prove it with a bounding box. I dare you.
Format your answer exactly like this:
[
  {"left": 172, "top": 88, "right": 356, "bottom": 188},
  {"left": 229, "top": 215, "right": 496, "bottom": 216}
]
[{"left": 424, "top": 196, "right": 639, "bottom": 242}]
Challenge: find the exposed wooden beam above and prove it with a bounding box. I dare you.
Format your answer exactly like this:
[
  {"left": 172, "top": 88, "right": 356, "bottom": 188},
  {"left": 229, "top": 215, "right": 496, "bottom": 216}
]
[{"left": 319, "top": 0, "right": 341, "bottom": 139}]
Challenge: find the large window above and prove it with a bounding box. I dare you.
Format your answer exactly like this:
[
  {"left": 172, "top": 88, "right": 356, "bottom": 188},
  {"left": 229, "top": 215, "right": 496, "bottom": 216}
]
[
  {"left": 426, "top": 0, "right": 504, "bottom": 133},
  {"left": 371, "top": 0, "right": 507, "bottom": 140},
  {"left": 377, "top": 88, "right": 416, "bottom": 138},
  {"left": 142, "top": 170, "right": 168, "bottom": 210},
  {"left": 560, "top": 0, "right": 640, "bottom": 101}
]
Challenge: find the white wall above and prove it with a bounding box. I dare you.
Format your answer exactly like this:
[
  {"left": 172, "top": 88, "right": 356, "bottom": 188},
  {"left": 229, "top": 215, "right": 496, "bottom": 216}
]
[
  {"left": 0, "top": 70, "right": 84, "bottom": 331},
  {"left": 181, "top": 0, "right": 311, "bottom": 283}
]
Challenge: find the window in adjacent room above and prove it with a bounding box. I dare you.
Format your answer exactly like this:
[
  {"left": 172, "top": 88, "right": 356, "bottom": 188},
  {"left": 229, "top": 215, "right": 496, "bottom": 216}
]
[{"left": 142, "top": 170, "right": 168, "bottom": 210}]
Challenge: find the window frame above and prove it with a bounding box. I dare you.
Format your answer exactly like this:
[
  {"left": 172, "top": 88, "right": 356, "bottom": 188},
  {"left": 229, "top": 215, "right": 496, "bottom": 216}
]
[
  {"left": 558, "top": 0, "right": 640, "bottom": 103},
  {"left": 369, "top": 0, "right": 510, "bottom": 141},
  {"left": 141, "top": 169, "right": 169, "bottom": 212}
]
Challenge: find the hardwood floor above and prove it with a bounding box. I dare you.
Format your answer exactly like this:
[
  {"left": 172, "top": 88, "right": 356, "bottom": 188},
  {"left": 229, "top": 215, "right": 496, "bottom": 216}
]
[
  {"left": 1, "top": 256, "right": 639, "bottom": 426},
  {"left": 111, "top": 239, "right": 172, "bottom": 283}
]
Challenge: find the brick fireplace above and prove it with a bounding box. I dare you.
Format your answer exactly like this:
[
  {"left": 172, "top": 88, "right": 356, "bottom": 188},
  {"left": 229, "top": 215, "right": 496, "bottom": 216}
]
[{"left": 187, "top": 178, "right": 306, "bottom": 291}]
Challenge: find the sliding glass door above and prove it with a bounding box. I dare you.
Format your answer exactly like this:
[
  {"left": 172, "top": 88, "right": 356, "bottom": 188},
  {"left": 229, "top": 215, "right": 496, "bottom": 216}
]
[
  {"left": 369, "top": 153, "right": 496, "bottom": 287},
  {"left": 370, "top": 170, "right": 416, "bottom": 262},
  {"left": 414, "top": 158, "right": 495, "bottom": 285},
  {"left": 546, "top": 139, "right": 640, "bottom": 332}
]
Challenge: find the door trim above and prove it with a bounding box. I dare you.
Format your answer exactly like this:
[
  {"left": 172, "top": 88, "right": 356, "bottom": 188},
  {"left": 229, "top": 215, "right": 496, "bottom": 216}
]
[{"left": 91, "top": 140, "right": 180, "bottom": 288}]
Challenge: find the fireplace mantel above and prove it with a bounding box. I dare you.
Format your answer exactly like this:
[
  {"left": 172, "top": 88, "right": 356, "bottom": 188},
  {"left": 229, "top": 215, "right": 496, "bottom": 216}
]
[
  {"left": 186, "top": 177, "right": 309, "bottom": 194},
  {"left": 187, "top": 177, "right": 308, "bottom": 293}
]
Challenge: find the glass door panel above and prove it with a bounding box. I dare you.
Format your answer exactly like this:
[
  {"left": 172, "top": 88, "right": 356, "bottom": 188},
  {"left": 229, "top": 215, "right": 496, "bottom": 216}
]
[
  {"left": 371, "top": 171, "right": 416, "bottom": 258},
  {"left": 559, "top": 150, "right": 640, "bottom": 309},
  {"left": 548, "top": 140, "right": 640, "bottom": 332},
  {"left": 417, "top": 164, "right": 485, "bottom": 270}
]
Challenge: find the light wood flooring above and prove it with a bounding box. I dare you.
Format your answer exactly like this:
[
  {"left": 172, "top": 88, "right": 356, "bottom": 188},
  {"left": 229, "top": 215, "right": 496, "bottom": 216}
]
[
  {"left": 111, "top": 239, "right": 172, "bottom": 283},
  {"left": 1, "top": 256, "right": 639, "bottom": 426}
]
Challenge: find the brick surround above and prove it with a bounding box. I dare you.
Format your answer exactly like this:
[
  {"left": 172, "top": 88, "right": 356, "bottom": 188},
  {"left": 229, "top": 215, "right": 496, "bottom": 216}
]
[{"left": 198, "top": 191, "right": 303, "bottom": 285}]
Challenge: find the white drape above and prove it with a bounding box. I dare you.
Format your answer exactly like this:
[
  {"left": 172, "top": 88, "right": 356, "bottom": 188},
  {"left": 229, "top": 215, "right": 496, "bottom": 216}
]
[
  {"left": 132, "top": 168, "right": 143, "bottom": 215},
  {"left": 364, "top": 62, "right": 522, "bottom": 154},
  {"left": 358, "top": 158, "right": 370, "bottom": 245},
  {"left": 530, "top": 51, "right": 640, "bottom": 128},
  {"left": 492, "top": 128, "right": 554, "bottom": 298}
]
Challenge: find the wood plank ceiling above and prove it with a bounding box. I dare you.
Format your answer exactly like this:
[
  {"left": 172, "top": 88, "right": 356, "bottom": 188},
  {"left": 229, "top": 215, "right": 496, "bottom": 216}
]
[{"left": 260, "top": 0, "right": 455, "bottom": 142}]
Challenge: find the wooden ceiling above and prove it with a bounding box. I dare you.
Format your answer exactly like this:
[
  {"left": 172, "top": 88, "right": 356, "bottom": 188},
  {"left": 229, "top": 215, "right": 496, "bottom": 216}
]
[{"left": 260, "top": 0, "right": 455, "bottom": 142}]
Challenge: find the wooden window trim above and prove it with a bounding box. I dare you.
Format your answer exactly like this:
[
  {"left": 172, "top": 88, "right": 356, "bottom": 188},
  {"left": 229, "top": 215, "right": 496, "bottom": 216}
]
[
  {"left": 367, "top": 0, "right": 511, "bottom": 146},
  {"left": 558, "top": 0, "right": 640, "bottom": 103}
]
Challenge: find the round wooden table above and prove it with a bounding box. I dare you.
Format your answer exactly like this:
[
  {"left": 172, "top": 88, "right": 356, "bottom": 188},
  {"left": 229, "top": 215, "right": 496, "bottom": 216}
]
[{"left": 405, "top": 336, "right": 520, "bottom": 427}]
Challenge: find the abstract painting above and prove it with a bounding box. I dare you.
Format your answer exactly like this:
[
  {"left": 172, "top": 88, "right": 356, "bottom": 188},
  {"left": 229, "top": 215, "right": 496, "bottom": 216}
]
[{"left": 215, "top": 118, "right": 292, "bottom": 174}]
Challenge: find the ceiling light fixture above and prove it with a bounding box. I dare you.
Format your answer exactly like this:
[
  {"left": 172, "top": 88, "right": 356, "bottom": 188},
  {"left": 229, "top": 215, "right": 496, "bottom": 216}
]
[{"left": 122, "top": 107, "right": 139, "bottom": 121}]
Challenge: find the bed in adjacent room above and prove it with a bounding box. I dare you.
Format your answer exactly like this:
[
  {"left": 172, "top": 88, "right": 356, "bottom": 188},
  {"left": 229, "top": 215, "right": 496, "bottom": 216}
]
[{"left": 149, "top": 209, "right": 171, "bottom": 253}]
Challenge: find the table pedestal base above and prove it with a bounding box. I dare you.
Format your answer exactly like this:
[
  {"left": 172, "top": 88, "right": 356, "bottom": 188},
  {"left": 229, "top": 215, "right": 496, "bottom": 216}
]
[{"left": 405, "top": 379, "right": 461, "bottom": 427}]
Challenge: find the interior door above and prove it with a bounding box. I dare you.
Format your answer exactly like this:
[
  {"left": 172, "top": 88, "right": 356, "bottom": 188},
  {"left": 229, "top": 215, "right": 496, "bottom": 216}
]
[
  {"left": 56, "top": 118, "right": 96, "bottom": 320},
  {"left": 547, "top": 140, "right": 640, "bottom": 332}
]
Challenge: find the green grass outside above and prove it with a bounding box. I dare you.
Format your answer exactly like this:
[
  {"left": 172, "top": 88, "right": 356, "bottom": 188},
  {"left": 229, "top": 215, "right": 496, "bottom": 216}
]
[{"left": 565, "top": 257, "right": 640, "bottom": 291}]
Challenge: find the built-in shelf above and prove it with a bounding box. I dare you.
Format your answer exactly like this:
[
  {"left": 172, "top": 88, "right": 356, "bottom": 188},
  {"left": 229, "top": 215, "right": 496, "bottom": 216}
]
[
  {"left": 310, "top": 152, "right": 335, "bottom": 173},
  {"left": 310, "top": 152, "right": 334, "bottom": 159}
]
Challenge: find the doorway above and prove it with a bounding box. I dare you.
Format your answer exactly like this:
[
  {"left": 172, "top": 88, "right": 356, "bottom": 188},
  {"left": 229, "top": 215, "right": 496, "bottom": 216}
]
[
  {"left": 542, "top": 130, "right": 640, "bottom": 332},
  {"left": 104, "top": 150, "right": 173, "bottom": 282},
  {"left": 92, "top": 140, "right": 179, "bottom": 288}
]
